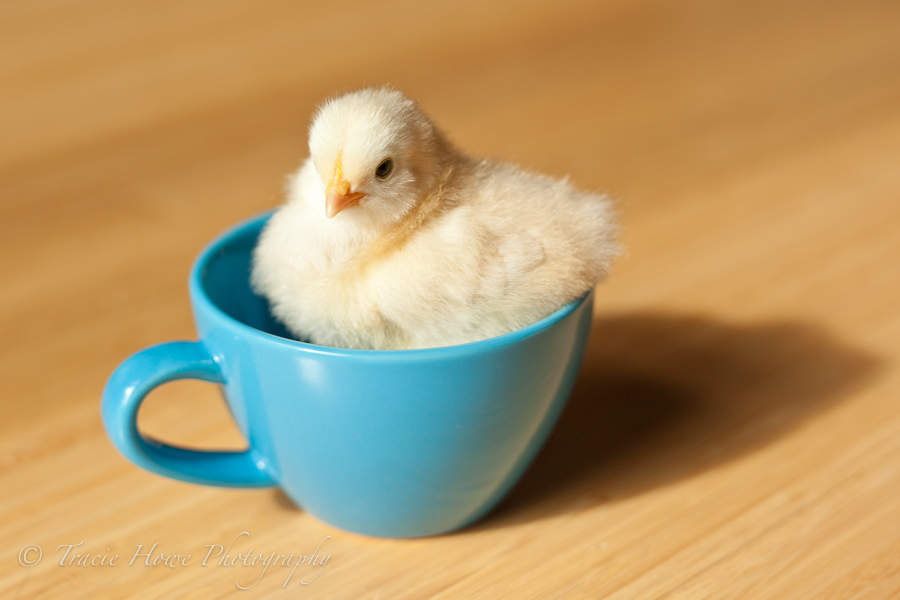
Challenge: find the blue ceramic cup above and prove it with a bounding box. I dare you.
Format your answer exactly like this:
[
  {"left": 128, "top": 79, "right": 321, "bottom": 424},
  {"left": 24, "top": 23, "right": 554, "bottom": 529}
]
[{"left": 102, "top": 212, "right": 594, "bottom": 537}]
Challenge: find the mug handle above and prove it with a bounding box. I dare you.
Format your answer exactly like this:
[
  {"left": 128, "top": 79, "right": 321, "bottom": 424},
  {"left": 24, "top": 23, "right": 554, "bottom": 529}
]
[{"left": 102, "top": 341, "right": 277, "bottom": 488}]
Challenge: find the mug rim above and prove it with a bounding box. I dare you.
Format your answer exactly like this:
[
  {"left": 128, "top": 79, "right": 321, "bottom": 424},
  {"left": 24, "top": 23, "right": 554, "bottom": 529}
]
[{"left": 189, "top": 211, "right": 590, "bottom": 358}]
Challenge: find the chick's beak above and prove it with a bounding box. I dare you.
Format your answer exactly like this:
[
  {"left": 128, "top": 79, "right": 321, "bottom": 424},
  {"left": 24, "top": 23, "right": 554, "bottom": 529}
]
[{"left": 325, "top": 178, "right": 366, "bottom": 219}]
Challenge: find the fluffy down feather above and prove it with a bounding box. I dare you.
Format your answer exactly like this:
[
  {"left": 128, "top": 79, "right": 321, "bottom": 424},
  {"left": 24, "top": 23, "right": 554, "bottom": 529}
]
[{"left": 251, "top": 88, "right": 617, "bottom": 350}]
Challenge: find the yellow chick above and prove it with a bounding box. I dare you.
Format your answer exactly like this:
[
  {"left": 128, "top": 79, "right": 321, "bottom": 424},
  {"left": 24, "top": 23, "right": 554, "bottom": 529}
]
[{"left": 251, "top": 88, "right": 617, "bottom": 350}]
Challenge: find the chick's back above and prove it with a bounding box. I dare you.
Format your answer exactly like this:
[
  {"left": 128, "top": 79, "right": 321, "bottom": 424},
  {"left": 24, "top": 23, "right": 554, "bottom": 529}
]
[{"left": 363, "top": 158, "right": 616, "bottom": 349}]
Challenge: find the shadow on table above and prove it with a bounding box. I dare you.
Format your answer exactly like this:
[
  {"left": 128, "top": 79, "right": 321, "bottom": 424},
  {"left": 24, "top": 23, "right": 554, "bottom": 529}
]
[{"left": 476, "top": 311, "right": 884, "bottom": 530}]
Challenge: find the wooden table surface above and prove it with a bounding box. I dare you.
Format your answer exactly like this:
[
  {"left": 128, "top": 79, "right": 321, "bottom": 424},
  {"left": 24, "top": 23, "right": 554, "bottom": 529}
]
[{"left": 3, "top": 0, "right": 900, "bottom": 598}]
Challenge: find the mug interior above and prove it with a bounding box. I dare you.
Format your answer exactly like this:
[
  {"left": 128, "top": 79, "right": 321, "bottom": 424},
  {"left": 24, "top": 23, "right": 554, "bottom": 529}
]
[{"left": 195, "top": 215, "right": 298, "bottom": 341}]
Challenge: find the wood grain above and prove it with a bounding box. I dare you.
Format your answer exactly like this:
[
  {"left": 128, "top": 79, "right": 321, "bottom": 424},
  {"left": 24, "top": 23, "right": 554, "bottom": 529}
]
[{"left": 2, "top": 0, "right": 900, "bottom": 597}]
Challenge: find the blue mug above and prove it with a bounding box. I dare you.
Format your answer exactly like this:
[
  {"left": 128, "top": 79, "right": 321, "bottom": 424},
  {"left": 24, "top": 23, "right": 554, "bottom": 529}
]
[{"left": 102, "top": 212, "right": 594, "bottom": 537}]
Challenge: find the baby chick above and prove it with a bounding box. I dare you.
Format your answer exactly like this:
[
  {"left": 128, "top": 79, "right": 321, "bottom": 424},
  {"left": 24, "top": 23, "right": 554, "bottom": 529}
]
[{"left": 251, "top": 88, "right": 617, "bottom": 350}]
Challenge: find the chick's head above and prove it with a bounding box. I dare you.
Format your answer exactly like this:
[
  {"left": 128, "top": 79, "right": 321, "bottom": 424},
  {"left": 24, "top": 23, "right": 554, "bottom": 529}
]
[{"left": 308, "top": 88, "right": 450, "bottom": 229}]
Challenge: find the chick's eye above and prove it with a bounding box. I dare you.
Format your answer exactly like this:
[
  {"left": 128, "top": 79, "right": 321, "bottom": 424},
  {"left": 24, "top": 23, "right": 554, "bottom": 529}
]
[{"left": 375, "top": 158, "right": 393, "bottom": 179}]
